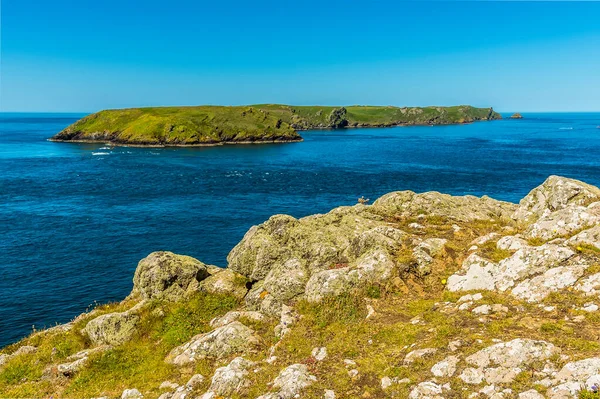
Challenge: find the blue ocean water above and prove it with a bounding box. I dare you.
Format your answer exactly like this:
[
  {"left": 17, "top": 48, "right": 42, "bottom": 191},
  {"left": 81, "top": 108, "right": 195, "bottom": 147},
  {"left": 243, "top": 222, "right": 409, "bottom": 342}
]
[{"left": 1, "top": 112, "right": 599, "bottom": 347}]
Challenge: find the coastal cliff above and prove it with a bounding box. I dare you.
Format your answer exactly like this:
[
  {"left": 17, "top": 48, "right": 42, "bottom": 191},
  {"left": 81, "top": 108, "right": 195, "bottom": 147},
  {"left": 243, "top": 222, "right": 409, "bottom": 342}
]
[
  {"left": 3, "top": 176, "right": 600, "bottom": 399},
  {"left": 51, "top": 105, "right": 501, "bottom": 146}
]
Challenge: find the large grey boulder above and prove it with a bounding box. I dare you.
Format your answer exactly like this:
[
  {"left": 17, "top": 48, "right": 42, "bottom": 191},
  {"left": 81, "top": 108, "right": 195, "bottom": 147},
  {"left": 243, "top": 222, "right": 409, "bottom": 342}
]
[
  {"left": 82, "top": 311, "right": 140, "bottom": 346},
  {"left": 199, "top": 269, "right": 249, "bottom": 300},
  {"left": 166, "top": 321, "right": 260, "bottom": 365},
  {"left": 513, "top": 176, "right": 600, "bottom": 222},
  {"left": 132, "top": 251, "right": 210, "bottom": 301}
]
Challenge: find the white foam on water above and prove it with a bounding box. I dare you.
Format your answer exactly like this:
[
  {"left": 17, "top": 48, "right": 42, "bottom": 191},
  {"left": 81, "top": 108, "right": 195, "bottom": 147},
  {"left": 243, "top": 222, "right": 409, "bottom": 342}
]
[
  {"left": 559, "top": 127, "right": 573, "bottom": 130},
  {"left": 92, "top": 152, "right": 110, "bottom": 156}
]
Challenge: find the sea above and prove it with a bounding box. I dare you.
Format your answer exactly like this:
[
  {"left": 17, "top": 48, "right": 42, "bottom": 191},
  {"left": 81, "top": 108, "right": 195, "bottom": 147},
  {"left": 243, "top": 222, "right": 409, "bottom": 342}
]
[{"left": 1, "top": 112, "right": 599, "bottom": 347}]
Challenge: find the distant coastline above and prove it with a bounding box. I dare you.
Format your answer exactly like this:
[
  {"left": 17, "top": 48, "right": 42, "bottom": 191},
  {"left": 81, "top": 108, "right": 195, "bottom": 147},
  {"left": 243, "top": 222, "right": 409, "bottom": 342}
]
[{"left": 50, "top": 104, "right": 501, "bottom": 147}]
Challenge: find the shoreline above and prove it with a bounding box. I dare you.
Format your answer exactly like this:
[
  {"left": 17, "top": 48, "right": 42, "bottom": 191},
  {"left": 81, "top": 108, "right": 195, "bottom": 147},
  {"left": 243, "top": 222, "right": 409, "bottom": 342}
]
[{"left": 47, "top": 138, "right": 304, "bottom": 147}]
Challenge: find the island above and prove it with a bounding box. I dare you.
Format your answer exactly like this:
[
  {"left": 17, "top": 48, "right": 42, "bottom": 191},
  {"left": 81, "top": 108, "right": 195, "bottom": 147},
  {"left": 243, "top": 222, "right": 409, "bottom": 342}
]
[
  {"left": 51, "top": 104, "right": 502, "bottom": 146},
  {"left": 510, "top": 113, "right": 524, "bottom": 119}
]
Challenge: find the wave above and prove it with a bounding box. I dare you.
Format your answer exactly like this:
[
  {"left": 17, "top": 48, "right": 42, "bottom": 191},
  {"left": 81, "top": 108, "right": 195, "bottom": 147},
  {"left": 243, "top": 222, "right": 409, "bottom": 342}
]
[
  {"left": 559, "top": 127, "right": 573, "bottom": 130},
  {"left": 92, "top": 152, "right": 110, "bottom": 156}
]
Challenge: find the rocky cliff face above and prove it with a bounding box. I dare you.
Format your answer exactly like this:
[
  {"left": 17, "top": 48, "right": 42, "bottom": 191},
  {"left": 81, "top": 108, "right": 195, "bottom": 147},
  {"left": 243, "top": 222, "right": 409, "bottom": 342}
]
[{"left": 2, "top": 176, "right": 600, "bottom": 399}]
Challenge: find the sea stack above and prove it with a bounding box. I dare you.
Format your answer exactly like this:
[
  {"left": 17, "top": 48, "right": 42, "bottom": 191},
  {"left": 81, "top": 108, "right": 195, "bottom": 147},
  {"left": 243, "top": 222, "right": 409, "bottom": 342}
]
[{"left": 510, "top": 113, "right": 523, "bottom": 119}]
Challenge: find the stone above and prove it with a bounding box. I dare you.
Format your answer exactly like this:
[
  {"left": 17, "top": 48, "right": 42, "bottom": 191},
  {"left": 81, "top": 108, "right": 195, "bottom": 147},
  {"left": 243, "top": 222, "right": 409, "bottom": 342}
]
[
  {"left": 472, "top": 304, "right": 492, "bottom": 315},
  {"left": 512, "top": 265, "right": 587, "bottom": 302},
  {"left": 312, "top": 347, "right": 328, "bottom": 361},
  {"left": 121, "top": 389, "right": 143, "bottom": 399},
  {"left": 413, "top": 238, "right": 447, "bottom": 276},
  {"left": 575, "top": 273, "right": 600, "bottom": 296},
  {"left": 324, "top": 390, "right": 336, "bottom": 399},
  {"left": 82, "top": 311, "right": 140, "bottom": 346},
  {"left": 448, "top": 244, "right": 574, "bottom": 294},
  {"left": 582, "top": 303, "right": 599, "bottom": 312},
  {"left": 304, "top": 267, "right": 358, "bottom": 302},
  {"left": 132, "top": 251, "right": 211, "bottom": 301},
  {"left": 159, "top": 381, "right": 179, "bottom": 390},
  {"left": 460, "top": 367, "right": 485, "bottom": 384},
  {"left": 497, "top": 236, "right": 528, "bottom": 251},
  {"left": 205, "top": 357, "right": 254, "bottom": 397},
  {"left": 262, "top": 258, "right": 309, "bottom": 301},
  {"left": 404, "top": 348, "right": 438, "bottom": 364},
  {"left": 256, "top": 364, "right": 316, "bottom": 399},
  {"left": 467, "top": 339, "right": 558, "bottom": 369},
  {"left": 484, "top": 367, "right": 522, "bottom": 384},
  {"left": 166, "top": 321, "right": 260, "bottom": 364},
  {"left": 199, "top": 269, "right": 249, "bottom": 300},
  {"left": 274, "top": 304, "right": 297, "bottom": 338},
  {"left": 513, "top": 176, "right": 600, "bottom": 222},
  {"left": 209, "top": 310, "right": 266, "bottom": 328},
  {"left": 372, "top": 190, "right": 516, "bottom": 223},
  {"left": 568, "top": 225, "right": 600, "bottom": 250},
  {"left": 518, "top": 390, "right": 545, "bottom": 399},
  {"left": 431, "top": 356, "right": 459, "bottom": 377},
  {"left": 525, "top": 204, "right": 600, "bottom": 241},
  {"left": 408, "top": 381, "right": 446, "bottom": 399}
]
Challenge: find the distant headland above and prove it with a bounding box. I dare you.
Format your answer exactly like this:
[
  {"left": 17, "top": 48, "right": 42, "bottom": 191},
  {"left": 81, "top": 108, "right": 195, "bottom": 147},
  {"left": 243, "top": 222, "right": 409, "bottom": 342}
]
[{"left": 50, "top": 104, "right": 502, "bottom": 147}]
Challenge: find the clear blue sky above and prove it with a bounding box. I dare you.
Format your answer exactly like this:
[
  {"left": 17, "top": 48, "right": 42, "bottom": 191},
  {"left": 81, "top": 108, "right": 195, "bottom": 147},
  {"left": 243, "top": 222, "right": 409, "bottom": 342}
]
[{"left": 1, "top": 0, "right": 599, "bottom": 112}]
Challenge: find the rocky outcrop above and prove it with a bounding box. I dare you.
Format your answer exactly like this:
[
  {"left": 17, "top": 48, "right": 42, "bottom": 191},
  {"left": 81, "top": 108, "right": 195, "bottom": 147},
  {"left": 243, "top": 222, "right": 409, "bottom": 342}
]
[
  {"left": 166, "top": 321, "right": 261, "bottom": 365},
  {"left": 131, "top": 251, "right": 211, "bottom": 301},
  {"left": 510, "top": 113, "right": 524, "bottom": 119},
  {"left": 513, "top": 175, "right": 600, "bottom": 222}
]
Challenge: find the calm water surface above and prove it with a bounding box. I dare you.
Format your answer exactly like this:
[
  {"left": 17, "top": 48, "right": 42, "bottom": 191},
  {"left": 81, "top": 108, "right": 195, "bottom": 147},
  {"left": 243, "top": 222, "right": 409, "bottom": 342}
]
[{"left": 1, "top": 112, "right": 599, "bottom": 346}]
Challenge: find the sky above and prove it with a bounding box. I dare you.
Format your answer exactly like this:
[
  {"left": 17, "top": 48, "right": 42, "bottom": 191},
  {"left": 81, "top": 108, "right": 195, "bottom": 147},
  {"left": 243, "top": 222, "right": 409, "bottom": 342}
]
[{"left": 1, "top": 0, "right": 599, "bottom": 113}]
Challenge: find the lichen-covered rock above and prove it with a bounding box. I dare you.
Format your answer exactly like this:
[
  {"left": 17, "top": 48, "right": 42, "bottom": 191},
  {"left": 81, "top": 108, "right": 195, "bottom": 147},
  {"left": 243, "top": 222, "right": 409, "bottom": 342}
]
[
  {"left": 513, "top": 176, "right": 600, "bottom": 222},
  {"left": 121, "top": 389, "right": 143, "bottom": 399},
  {"left": 448, "top": 244, "right": 574, "bottom": 295},
  {"left": 431, "top": 356, "right": 459, "bottom": 377},
  {"left": 512, "top": 264, "right": 587, "bottom": 302},
  {"left": 461, "top": 339, "right": 560, "bottom": 385},
  {"left": 262, "top": 258, "right": 310, "bottom": 301},
  {"left": 304, "top": 267, "right": 359, "bottom": 303},
  {"left": 372, "top": 190, "right": 516, "bottom": 223},
  {"left": 56, "top": 345, "right": 112, "bottom": 376},
  {"left": 551, "top": 357, "right": 600, "bottom": 392},
  {"left": 82, "top": 311, "right": 140, "bottom": 346},
  {"left": 166, "top": 321, "right": 260, "bottom": 365},
  {"left": 518, "top": 390, "right": 545, "bottom": 399},
  {"left": 497, "top": 235, "right": 528, "bottom": 251},
  {"left": 568, "top": 225, "right": 600, "bottom": 249},
  {"left": 466, "top": 339, "right": 558, "bottom": 369},
  {"left": 199, "top": 269, "right": 248, "bottom": 300},
  {"left": 202, "top": 357, "right": 254, "bottom": 397},
  {"left": 408, "top": 381, "right": 448, "bottom": 399},
  {"left": 209, "top": 310, "right": 266, "bottom": 328},
  {"left": 524, "top": 203, "right": 600, "bottom": 241},
  {"left": 413, "top": 238, "right": 447, "bottom": 276},
  {"left": 132, "top": 251, "right": 211, "bottom": 301},
  {"left": 404, "top": 348, "right": 438, "bottom": 364},
  {"left": 256, "top": 364, "right": 316, "bottom": 399},
  {"left": 575, "top": 273, "right": 600, "bottom": 296}
]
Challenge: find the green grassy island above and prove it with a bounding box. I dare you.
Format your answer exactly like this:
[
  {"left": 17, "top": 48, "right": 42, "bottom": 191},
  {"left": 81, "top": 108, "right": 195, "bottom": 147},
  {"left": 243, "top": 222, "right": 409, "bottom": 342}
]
[{"left": 51, "top": 104, "right": 502, "bottom": 146}]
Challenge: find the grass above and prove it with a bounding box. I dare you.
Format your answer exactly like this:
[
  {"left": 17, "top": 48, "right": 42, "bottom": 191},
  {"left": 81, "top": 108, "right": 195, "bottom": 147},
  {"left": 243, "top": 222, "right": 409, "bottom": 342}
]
[
  {"left": 52, "top": 104, "right": 501, "bottom": 146},
  {"left": 0, "top": 292, "right": 239, "bottom": 398}
]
